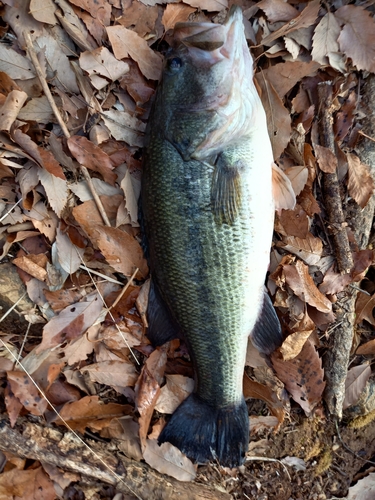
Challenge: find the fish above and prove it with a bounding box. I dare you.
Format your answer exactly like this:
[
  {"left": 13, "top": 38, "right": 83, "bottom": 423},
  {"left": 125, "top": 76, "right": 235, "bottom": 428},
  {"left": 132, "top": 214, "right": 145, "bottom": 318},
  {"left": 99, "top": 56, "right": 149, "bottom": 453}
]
[{"left": 140, "top": 5, "right": 295, "bottom": 467}]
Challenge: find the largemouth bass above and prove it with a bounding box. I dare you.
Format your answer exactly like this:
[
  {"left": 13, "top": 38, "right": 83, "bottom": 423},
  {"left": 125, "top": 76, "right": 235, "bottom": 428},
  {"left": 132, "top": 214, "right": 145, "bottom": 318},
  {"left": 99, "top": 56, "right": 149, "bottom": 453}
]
[{"left": 141, "top": 6, "right": 294, "bottom": 467}]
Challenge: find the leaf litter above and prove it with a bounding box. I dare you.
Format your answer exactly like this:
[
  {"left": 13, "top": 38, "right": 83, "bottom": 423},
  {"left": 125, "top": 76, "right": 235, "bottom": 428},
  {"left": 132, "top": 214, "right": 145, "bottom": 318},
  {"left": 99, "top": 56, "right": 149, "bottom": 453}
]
[{"left": 0, "top": 0, "right": 375, "bottom": 498}]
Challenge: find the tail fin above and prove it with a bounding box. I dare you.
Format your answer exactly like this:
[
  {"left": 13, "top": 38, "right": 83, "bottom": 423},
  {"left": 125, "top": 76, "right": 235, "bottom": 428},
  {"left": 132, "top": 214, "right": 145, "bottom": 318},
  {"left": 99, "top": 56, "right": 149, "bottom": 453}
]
[{"left": 158, "top": 393, "right": 249, "bottom": 467}]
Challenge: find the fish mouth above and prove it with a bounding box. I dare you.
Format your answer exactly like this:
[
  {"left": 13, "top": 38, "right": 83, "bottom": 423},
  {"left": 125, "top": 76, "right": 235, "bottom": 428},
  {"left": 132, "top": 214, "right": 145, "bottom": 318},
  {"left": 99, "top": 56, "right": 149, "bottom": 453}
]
[{"left": 173, "top": 6, "right": 245, "bottom": 63}]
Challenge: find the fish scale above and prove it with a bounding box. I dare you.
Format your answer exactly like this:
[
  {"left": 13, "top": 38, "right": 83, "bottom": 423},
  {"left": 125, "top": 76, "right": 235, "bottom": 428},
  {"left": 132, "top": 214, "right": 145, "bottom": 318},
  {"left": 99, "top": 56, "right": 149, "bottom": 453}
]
[{"left": 141, "top": 6, "right": 287, "bottom": 466}]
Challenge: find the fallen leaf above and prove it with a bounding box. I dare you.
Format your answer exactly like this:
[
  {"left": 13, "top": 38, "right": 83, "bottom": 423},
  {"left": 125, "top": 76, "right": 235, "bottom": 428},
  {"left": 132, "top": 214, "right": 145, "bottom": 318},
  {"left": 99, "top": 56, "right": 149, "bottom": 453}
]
[
  {"left": 0, "top": 45, "right": 35, "bottom": 80},
  {"left": 55, "top": 395, "right": 131, "bottom": 432},
  {"left": 106, "top": 25, "right": 162, "bottom": 81},
  {"left": 280, "top": 312, "right": 315, "bottom": 361},
  {"left": 284, "top": 166, "right": 308, "bottom": 197},
  {"left": 162, "top": 4, "right": 196, "bottom": 31},
  {"left": 257, "top": 0, "right": 298, "bottom": 23},
  {"left": 37, "top": 293, "right": 103, "bottom": 352},
  {"left": 255, "top": 73, "right": 291, "bottom": 160},
  {"left": 277, "top": 205, "right": 309, "bottom": 239},
  {"left": 347, "top": 153, "right": 375, "bottom": 209},
  {"left": 277, "top": 233, "right": 323, "bottom": 266},
  {"left": 18, "top": 95, "right": 54, "bottom": 123},
  {"left": 29, "top": 0, "right": 57, "bottom": 25},
  {"left": 155, "top": 374, "right": 194, "bottom": 414},
  {"left": 0, "top": 89, "right": 28, "bottom": 131},
  {"left": 143, "top": 439, "right": 196, "bottom": 482},
  {"left": 337, "top": 5, "right": 375, "bottom": 73},
  {"left": 93, "top": 225, "right": 148, "bottom": 279},
  {"left": 271, "top": 339, "right": 325, "bottom": 415},
  {"left": 261, "top": 0, "right": 321, "bottom": 46},
  {"left": 243, "top": 373, "right": 285, "bottom": 426},
  {"left": 312, "top": 12, "right": 341, "bottom": 66},
  {"left": 68, "top": 135, "right": 117, "bottom": 185},
  {"left": 355, "top": 292, "right": 375, "bottom": 326},
  {"left": 356, "top": 340, "right": 375, "bottom": 356},
  {"left": 0, "top": 467, "right": 56, "bottom": 500},
  {"left": 261, "top": 61, "right": 320, "bottom": 99},
  {"left": 314, "top": 144, "right": 338, "bottom": 174},
  {"left": 7, "top": 371, "right": 48, "bottom": 416},
  {"left": 343, "top": 364, "right": 372, "bottom": 410},
  {"left": 101, "top": 109, "right": 145, "bottom": 147},
  {"left": 284, "top": 260, "right": 332, "bottom": 313},
  {"left": 79, "top": 47, "right": 129, "bottom": 90},
  {"left": 340, "top": 472, "right": 375, "bottom": 500},
  {"left": 80, "top": 360, "right": 138, "bottom": 389}
]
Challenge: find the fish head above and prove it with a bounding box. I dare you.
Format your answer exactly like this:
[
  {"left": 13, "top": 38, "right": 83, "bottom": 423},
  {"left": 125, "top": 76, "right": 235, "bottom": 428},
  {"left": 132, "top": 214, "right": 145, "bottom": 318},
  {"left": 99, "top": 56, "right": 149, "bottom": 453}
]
[{"left": 157, "top": 6, "right": 262, "bottom": 161}]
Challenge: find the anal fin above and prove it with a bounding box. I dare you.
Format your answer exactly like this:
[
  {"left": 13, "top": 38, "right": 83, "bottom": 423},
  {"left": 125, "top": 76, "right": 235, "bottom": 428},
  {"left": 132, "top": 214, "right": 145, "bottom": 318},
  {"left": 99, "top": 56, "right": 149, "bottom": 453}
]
[
  {"left": 250, "top": 289, "right": 283, "bottom": 355},
  {"left": 147, "top": 278, "right": 181, "bottom": 346}
]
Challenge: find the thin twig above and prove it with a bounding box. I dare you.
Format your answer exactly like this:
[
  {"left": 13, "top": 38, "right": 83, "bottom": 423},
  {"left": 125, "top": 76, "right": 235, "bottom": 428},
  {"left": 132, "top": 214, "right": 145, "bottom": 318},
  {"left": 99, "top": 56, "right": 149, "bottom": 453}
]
[
  {"left": 246, "top": 456, "right": 291, "bottom": 481},
  {"left": 23, "top": 32, "right": 111, "bottom": 228},
  {"left": 0, "top": 292, "right": 27, "bottom": 324}
]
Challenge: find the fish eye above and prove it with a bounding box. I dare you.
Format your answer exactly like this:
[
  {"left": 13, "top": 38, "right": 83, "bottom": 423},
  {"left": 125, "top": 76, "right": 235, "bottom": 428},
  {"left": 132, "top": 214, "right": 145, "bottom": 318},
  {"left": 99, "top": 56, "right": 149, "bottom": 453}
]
[{"left": 167, "top": 57, "right": 182, "bottom": 71}]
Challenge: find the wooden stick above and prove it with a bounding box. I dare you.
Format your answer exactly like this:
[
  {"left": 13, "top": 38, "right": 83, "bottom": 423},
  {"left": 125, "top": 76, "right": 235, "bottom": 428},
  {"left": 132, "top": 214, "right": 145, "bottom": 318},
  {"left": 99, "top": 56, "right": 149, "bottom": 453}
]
[
  {"left": 317, "top": 82, "right": 353, "bottom": 274},
  {"left": 23, "top": 32, "right": 111, "bottom": 228}
]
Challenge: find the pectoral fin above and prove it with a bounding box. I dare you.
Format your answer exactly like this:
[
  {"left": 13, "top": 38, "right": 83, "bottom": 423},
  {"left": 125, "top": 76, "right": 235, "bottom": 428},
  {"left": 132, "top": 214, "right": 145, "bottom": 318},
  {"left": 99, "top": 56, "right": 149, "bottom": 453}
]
[
  {"left": 211, "top": 152, "right": 243, "bottom": 225},
  {"left": 272, "top": 162, "right": 296, "bottom": 212},
  {"left": 251, "top": 290, "right": 283, "bottom": 355}
]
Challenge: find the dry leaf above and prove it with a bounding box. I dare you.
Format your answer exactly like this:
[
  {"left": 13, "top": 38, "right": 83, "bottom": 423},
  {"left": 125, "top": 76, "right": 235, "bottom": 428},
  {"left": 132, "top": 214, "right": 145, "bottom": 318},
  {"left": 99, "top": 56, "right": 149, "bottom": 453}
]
[
  {"left": 0, "top": 45, "right": 35, "bottom": 80},
  {"left": 55, "top": 395, "right": 131, "bottom": 432},
  {"left": 280, "top": 311, "right": 315, "bottom": 361},
  {"left": 143, "top": 439, "right": 196, "bottom": 482},
  {"left": 261, "top": 0, "right": 321, "bottom": 46},
  {"left": 355, "top": 292, "right": 375, "bottom": 326},
  {"left": 271, "top": 339, "right": 325, "bottom": 415},
  {"left": 312, "top": 12, "right": 341, "bottom": 66},
  {"left": 343, "top": 364, "right": 372, "bottom": 410},
  {"left": 101, "top": 109, "right": 145, "bottom": 147},
  {"left": 7, "top": 371, "right": 48, "bottom": 416},
  {"left": 277, "top": 233, "right": 323, "bottom": 266},
  {"left": 347, "top": 153, "right": 375, "bottom": 209},
  {"left": 68, "top": 135, "right": 117, "bottom": 185},
  {"left": 155, "top": 374, "right": 194, "bottom": 414},
  {"left": 18, "top": 95, "right": 54, "bottom": 123},
  {"left": 337, "top": 5, "right": 375, "bottom": 73},
  {"left": 356, "top": 340, "right": 375, "bottom": 356},
  {"left": 261, "top": 61, "right": 320, "bottom": 99},
  {"left": 29, "top": 0, "right": 57, "bottom": 25},
  {"left": 0, "top": 90, "right": 28, "bottom": 131},
  {"left": 284, "top": 260, "right": 332, "bottom": 313},
  {"left": 313, "top": 144, "right": 338, "bottom": 174},
  {"left": 106, "top": 25, "right": 162, "bottom": 81},
  {"left": 285, "top": 166, "right": 308, "bottom": 197},
  {"left": 81, "top": 360, "right": 138, "bottom": 389},
  {"left": 342, "top": 472, "right": 375, "bottom": 500},
  {"left": 255, "top": 74, "right": 291, "bottom": 160},
  {"left": 257, "top": 0, "right": 298, "bottom": 23},
  {"left": 37, "top": 293, "right": 103, "bottom": 352},
  {"left": 162, "top": 4, "right": 196, "bottom": 31},
  {"left": 79, "top": 47, "right": 129, "bottom": 89},
  {"left": 277, "top": 205, "right": 309, "bottom": 239},
  {"left": 243, "top": 373, "right": 285, "bottom": 426},
  {"left": 93, "top": 225, "right": 148, "bottom": 279},
  {"left": 0, "top": 467, "right": 56, "bottom": 500}
]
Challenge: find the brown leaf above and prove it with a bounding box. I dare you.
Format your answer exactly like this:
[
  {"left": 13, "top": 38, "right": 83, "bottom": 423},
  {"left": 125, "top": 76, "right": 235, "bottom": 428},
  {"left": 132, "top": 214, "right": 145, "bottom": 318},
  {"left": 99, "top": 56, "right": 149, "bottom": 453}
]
[
  {"left": 276, "top": 204, "right": 309, "bottom": 238},
  {"left": 12, "top": 254, "right": 48, "bottom": 281},
  {"left": 284, "top": 166, "right": 308, "bottom": 197},
  {"left": 255, "top": 74, "right": 291, "bottom": 160},
  {"left": 261, "top": 0, "right": 321, "bottom": 46},
  {"left": 261, "top": 61, "right": 320, "bottom": 99},
  {"left": 243, "top": 373, "right": 285, "bottom": 427},
  {"left": 0, "top": 467, "right": 56, "bottom": 500},
  {"left": 143, "top": 439, "right": 196, "bottom": 482},
  {"left": 118, "top": 2, "right": 158, "bottom": 38},
  {"left": 68, "top": 136, "right": 117, "bottom": 185},
  {"left": 277, "top": 232, "right": 323, "bottom": 266},
  {"left": 7, "top": 371, "right": 48, "bottom": 416},
  {"left": 271, "top": 339, "right": 325, "bottom": 415},
  {"left": 312, "top": 12, "right": 341, "bottom": 66},
  {"left": 0, "top": 89, "right": 28, "bottom": 132},
  {"left": 337, "top": 5, "right": 375, "bottom": 73},
  {"left": 37, "top": 293, "right": 103, "bottom": 353},
  {"left": 80, "top": 360, "right": 138, "bottom": 389},
  {"left": 343, "top": 364, "right": 372, "bottom": 410},
  {"left": 313, "top": 144, "right": 338, "bottom": 174},
  {"left": 334, "top": 90, "right": 357, "bottom": 141},
  {"left": 355, "top": 292, "right": 375, "bottom": 326},
  {"left": 155, "top": 374, "right": 194, "bottom": 414},
  {"left": 319, "top": 250, "right": 373, "bottom": 295},
  {"left": 356, "top": 340, "right": 375, "bottom": 356},
  {"left": 283, "top": 260, "right": 332, "bottom": 313},
  {"left": 4, "top": 384, "right": 23, "bottom": 427},
  {"left": 106, "top": 25, "right": 162, "bottom": 81},
  {"left": 55, "top": 395, "right": 132, "bottom": 432},
  {"left": 257, "top": 0, "right": 298, "bottom": 23},
  {"left": 162, "top": 4, "right": 196, "bottom": 31},
  {"left": 79, "top": 47, "right": 129, "bottom": 90},
  {"left": 347, "top": 153, "right": 375, "bottom": 209},
  {"left": 280, "top": 311, "right": 315, "bottom": 361}
]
